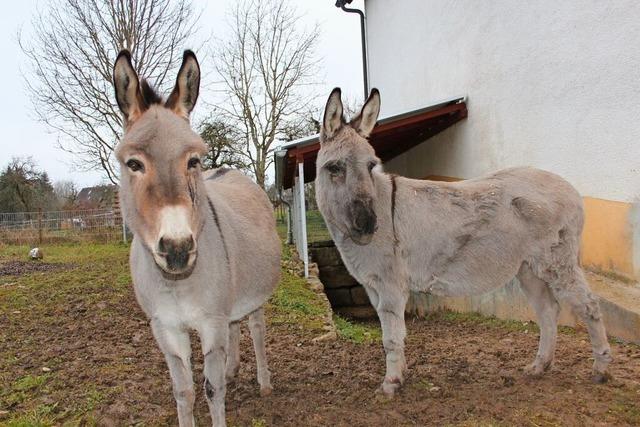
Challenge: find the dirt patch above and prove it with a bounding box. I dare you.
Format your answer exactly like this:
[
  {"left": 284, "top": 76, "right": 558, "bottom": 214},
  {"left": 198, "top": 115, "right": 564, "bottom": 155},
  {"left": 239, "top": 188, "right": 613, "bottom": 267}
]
[
  {"left": 4, "top": 296, "right": 640, "bottom": 425},
  {"left": 1, "top": 243, "right": 640, "bottom": 426},
  {"left": 226, "top": 315, "right": 640, "bottom": 427},
  {"left": 0, "top": 260, "right": 75, "bottom": 277}
]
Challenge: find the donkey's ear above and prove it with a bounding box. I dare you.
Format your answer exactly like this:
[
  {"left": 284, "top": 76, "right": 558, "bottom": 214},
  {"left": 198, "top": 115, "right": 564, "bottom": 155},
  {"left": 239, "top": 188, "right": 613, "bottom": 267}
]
[
  {"left": 321, "top": 88, "right": 344, "bottom": 140},
  {"left": 113, "top": 50, "right": 147, "bottom": 124},
  {"left": 350, "top": 88, "right": 380, "bottom": 137},
  {"left": 166, "top": 50, "right": 201, "bottom": 119}
]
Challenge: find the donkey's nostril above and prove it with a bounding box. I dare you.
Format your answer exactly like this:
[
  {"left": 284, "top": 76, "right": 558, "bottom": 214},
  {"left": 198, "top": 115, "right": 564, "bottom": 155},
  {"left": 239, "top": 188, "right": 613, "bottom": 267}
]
[
  {"left": 157, "top": 235, "right": 195, "bottom": 272},
  {"left": 158, "top": 236, "right": 167, "bottom": 253},
  {"left": 353, "top": 209, "right": 377, "bottom": 235}
]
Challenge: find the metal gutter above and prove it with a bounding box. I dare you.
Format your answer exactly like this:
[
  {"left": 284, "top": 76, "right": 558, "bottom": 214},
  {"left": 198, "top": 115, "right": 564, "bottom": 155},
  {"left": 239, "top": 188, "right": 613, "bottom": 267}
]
[{"left": 336, "top": 0, "right": 369, "bottom": 98}]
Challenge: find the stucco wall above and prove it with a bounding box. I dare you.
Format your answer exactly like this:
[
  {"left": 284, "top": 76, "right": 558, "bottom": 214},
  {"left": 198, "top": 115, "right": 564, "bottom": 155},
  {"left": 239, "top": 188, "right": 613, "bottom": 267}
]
[{"left": 365, "top": 0, "right": 640, "bottom": 203}]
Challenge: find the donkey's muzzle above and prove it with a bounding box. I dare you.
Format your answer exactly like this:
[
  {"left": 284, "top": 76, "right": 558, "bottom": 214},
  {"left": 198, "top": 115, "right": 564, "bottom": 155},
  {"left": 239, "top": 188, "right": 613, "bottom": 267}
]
[
  {"left": 350, "top": 199, "right": 377, "bottom": 244},
  {"left": 157, "top": 235, "right": 196, "bottom": 273}
]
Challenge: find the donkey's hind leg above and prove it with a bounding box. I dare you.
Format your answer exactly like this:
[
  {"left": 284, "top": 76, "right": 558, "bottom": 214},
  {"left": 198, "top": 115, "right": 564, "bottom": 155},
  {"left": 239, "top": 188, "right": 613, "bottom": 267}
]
[
  {"left": 555, "top": 268, "right": 612, "bottom": 383},
  {"left": 517, "top": 262, "right": 560, "bottom": 377},
  {"left": 248, "top": 307, "right": 272, "bottom": 396},
  {"left": 225, "top": 321, "right": 241, "bottom": 384}
]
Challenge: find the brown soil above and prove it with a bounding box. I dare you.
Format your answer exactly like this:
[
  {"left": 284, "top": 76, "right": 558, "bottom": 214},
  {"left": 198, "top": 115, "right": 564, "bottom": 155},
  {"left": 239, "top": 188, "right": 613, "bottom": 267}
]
[
  {"left": 0, "top": 260, "right": 75, "bottom": 276},
  {"left": 3, "top": 283, "right": 640, "bottom": 426},
  {"left": 227, "top": 317, "right": 640, "bottom": 427}
]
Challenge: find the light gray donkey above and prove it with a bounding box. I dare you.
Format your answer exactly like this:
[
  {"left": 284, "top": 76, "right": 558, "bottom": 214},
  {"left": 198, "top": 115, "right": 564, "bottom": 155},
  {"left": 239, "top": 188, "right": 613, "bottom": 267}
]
[
  {"left": 113, "top": 50, "right": 281, "bottom": 426},
  {"left": 315, "top": 88, "right": 612, "bottom": 397}
]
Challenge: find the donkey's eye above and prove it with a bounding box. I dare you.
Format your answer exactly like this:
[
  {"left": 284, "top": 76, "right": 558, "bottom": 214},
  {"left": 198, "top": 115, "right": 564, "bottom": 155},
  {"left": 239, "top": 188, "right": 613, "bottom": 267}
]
[
  {"left": 188, "top": 157, "right": 200, "bottom": 169},
  {"left": 367, "top": 161, "right": 377, "bottom": 173},
  {"left": 126, "top": 159, "right": 144, "bottom": 172},
  {"left": 324, "top": 162, "right": 344, "bottom": 175}
]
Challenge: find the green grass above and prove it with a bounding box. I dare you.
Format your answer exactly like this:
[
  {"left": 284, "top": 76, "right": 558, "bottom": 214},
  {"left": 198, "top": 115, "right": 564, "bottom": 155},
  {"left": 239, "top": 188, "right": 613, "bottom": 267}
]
[
  {"left": 333, "top": 315, "right": 381, "bottom": 343},
  {"left": 0, "top": 240, "right": 332, "bottom": 423},
  {"left": 425, "top": 310, "right": 579, "bottom": 336},
  {"left": 274, "top": 210, "right": 331, "bottom": 243},
  {"left": 305, "top": 210, "right": 331, "bottom": 243},
  {"left": 4, "top": 404, "right": 61, "bottom": 427},
  {"left": 267, "top": 244, "right": 327, "bottom": 332}
]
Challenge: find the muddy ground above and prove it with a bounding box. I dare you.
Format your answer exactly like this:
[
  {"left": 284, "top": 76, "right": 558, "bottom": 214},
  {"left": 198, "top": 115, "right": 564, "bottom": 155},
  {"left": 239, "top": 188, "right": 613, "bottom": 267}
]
[
  {"left": 1, "top": 244, "right": 640, "bottom": 426},
  {"left": 0, "top": 260, "right": 74, "bottom": 276}
]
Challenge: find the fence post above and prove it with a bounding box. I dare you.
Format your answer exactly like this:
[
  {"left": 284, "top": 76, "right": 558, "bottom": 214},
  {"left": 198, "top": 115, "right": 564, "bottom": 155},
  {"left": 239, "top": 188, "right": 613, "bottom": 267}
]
[
  {"left": 38, "top": 208, "right": 43, "bottom": 246},
  {"left": 122, "top": 220, "right": 127, "bottom": 244},
  {"left": 297, "top": 161, "right": 308, "bottom": 278}
]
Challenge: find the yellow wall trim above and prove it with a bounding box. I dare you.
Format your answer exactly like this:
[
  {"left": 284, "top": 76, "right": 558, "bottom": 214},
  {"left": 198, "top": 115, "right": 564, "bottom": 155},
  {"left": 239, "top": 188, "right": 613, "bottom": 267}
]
[{"left": 580, "top": 197, "right": 634, "bottom": 278}]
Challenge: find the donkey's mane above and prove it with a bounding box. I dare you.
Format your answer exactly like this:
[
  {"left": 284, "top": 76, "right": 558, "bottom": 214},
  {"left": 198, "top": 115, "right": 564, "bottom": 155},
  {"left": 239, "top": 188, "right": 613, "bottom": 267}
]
[{"left": 140, "top": 79, "right": 163, "bottom": 105}]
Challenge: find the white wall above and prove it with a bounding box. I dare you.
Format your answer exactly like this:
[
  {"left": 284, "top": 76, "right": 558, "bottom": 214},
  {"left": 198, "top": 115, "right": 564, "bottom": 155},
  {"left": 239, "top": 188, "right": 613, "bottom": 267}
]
[{"left": 365, "top": 0, "right": 640, "bottom": 202}]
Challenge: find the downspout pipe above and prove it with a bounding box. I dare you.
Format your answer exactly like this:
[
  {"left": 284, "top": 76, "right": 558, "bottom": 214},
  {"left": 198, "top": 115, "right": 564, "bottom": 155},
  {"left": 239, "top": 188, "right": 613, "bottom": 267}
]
[{"left": 335, "top": 0, "right": 368, "bottom": 99}]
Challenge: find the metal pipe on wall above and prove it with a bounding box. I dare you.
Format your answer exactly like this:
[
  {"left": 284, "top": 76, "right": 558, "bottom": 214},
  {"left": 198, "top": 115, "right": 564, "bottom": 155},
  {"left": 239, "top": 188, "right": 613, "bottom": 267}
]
[{"left": 336, "top": 0, "right": 369, "bottom": 99}]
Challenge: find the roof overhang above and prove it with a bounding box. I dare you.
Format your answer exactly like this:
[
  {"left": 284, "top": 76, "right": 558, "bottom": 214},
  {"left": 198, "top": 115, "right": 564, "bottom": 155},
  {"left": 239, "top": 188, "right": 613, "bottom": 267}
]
[{"left": 275, "top": 96, "right": 468, "bottom": 190}]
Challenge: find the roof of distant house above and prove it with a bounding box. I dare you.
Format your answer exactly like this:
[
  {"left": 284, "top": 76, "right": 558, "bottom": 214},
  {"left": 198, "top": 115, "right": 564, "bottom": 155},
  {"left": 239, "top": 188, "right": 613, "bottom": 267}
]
[{"left": 77, "top": 185, "right": 118, "bottom": 209}]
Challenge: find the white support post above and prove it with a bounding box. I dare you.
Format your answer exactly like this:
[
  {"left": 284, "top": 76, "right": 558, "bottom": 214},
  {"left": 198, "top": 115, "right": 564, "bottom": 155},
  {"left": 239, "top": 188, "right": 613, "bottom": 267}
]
[{"left": 297, "top": 161, "right": 309, "bottom": 278}]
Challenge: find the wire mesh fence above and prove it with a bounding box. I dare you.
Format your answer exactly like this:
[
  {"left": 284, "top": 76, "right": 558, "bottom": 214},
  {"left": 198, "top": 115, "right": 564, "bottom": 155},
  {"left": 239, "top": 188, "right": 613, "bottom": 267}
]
[
  {"left": 275, "top": 207, "right": 330, "bottom": 244},
  {"left": 0, "top": 209, "right": 124, "bottom": 245},
  {"left": 305, "top": 210, "right": 331, "bottom": 243}
]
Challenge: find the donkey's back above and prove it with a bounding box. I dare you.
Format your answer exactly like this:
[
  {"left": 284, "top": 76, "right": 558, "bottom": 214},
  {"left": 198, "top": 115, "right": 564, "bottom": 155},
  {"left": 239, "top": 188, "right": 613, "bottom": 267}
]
[
  {"left": 462, "top": 166, "right": 583, "bottom": 239},
  {"left": 400, "top": 166, "right": 584, "bottom": 297},
  {"left": 204, "top": 168, "right": 281, "bottom": 319}
]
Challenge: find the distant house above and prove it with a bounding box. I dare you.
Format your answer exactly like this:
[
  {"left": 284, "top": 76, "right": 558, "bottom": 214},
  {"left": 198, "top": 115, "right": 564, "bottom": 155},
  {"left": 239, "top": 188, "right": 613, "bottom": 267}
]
[{"left": 76, "top": 185, "right": 118, "bottom": 210}]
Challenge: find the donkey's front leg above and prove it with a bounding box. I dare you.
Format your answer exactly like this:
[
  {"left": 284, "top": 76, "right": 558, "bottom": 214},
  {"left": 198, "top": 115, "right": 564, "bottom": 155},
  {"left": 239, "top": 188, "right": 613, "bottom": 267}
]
[
  {"left": 151, "top": 319, "right": 195, "bottom": 427},
  {"left": 373, "top": 289, "right": 408, "bottom": 397},
  {"left": 201, "top": 320, "right": 230, "bottom": 427}
]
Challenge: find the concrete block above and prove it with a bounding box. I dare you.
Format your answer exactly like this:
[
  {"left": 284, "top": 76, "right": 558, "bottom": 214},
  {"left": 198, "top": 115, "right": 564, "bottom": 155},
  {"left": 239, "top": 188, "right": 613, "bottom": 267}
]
[
  {"left": 309, "top": 246, "right": 344, "bottom": 267},
  {"left": 351, "top": 286, "right": 371, "bottom": 306},
  {"left": 326, "top": 288, "right": 353, "bottom": 307},
  {"left": 319, "top": 265, "right": 359, "bottom": 289}
]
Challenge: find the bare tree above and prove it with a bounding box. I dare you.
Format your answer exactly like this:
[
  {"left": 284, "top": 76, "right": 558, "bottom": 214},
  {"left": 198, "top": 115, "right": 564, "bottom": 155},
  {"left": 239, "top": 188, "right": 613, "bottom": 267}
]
[
  {"left": 53, "top": 180, "right": 79, "bottom": 210},
  {"left": 198, "top": 119, "right": 248, "bottom": 171},
  {"left": 20, "top": 0, "right": 199, "bottom": 184},
  {"left": 214, "top": 0, "right": 319, "bottom": 189}
]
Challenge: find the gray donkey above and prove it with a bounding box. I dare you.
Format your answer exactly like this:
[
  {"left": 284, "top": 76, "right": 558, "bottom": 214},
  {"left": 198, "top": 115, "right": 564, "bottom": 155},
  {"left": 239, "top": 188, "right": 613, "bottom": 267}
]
[
  {"left": 315, "top": 88, "right": 612, "bottom": 397},
  {"left": 113, "top": 50, "right": 281, "bottom": 426}
]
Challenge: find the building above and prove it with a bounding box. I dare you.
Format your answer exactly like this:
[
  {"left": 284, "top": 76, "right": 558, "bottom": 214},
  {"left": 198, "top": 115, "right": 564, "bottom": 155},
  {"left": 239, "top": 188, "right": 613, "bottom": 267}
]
[
  {"left": 76, "top": 185, "right": 118, "bottom": 210},
  {"left": 275, "top": 1, "right": 640, "bottom": 340},
  {"left": 366, "top": 0, "right": 640, "bottom": 279}
]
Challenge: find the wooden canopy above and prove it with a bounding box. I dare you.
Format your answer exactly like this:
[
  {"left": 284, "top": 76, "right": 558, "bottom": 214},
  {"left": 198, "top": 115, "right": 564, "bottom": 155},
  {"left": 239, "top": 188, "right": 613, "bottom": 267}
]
[{"left": 275, "top": 96, "right": 468, "bottom": 190}]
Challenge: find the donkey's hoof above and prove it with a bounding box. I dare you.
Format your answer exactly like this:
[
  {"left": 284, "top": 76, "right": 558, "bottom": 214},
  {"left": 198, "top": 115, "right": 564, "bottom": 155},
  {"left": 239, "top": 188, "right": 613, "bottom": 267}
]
[
  {"left": 523, "top": 362, "right": 546, "bottom": 379},
  {"left": 260, "top": 385, "right": 273, "bottom": 397},
  {"left": 592, "top": 371, "right": 611, "bottom": 384},
  {"left": 377, "top": 377, "right": 402, "bottom": 398}
]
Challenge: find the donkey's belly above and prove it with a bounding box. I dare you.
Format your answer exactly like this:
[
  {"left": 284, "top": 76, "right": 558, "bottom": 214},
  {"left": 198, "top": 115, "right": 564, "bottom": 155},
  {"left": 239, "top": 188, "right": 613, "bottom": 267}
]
[{"left": 409, "top": 251, "right": 523, "bottom": 298}]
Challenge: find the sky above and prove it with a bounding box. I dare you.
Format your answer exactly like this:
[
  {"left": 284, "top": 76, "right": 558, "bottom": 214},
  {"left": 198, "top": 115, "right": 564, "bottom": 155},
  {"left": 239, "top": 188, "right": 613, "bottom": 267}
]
[{"left": 0, "top": 0, "right": 365, "bottom": 188}]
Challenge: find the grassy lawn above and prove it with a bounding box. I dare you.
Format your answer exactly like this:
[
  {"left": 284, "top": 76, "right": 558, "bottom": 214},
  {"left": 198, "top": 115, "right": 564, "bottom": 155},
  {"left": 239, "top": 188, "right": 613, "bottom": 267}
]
[{"left": 0, "top": 242, "right": 330, "bottom": 425}]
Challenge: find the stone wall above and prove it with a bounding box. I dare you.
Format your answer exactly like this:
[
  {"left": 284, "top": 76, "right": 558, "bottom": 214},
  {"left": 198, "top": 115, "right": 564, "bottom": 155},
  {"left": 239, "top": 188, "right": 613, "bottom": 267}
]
[
  {"left": 308, "top": 240, "right": 640, "bottom": 343},
  {"left": 308, "top": 241, "right": 376, "bottom": 318}
]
